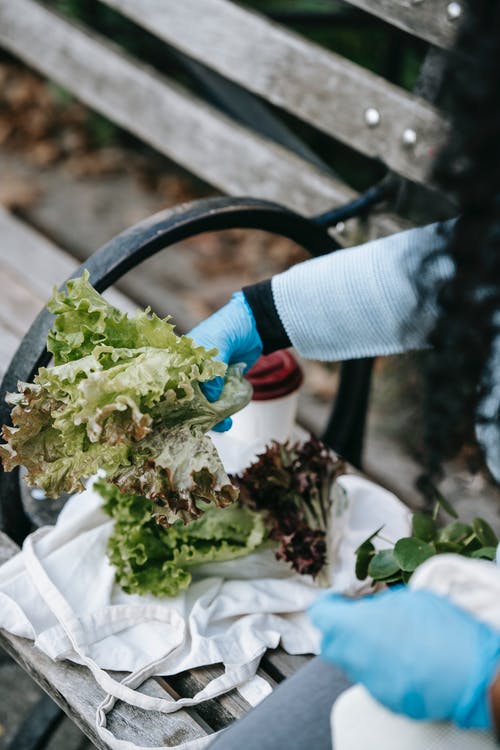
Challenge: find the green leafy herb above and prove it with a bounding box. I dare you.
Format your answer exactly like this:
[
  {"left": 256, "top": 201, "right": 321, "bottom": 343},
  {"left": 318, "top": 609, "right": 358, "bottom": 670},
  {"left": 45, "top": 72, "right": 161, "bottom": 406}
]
[
  {"left": 439, "top": 521, "right": 472, "bottom": 544},
  {"left": 472, "top": 517, "right": 498, "bottom": 547},
  {"left": 434, "top": 491, "right": 459, "bottom": 519},
  {"left": 411, "top": 513, "right": 437, "bottom": 542},
  {"left": 0, "top": 273, "right": 252, "bottom": 524},
  {"left": 470, "top": 546, "right": 497, "bottom": 560},
  {"left": 355, "top": 495, "right": 499, "bottom": 586},
  {"left": 355, "top": 540, "right": 375, "bottom": 580},
  {"left": 393, "top": 538, "right": 435, "bottom": 572},
  {"left": 367, "top": 549, "right": 399, "bottom": 580}
]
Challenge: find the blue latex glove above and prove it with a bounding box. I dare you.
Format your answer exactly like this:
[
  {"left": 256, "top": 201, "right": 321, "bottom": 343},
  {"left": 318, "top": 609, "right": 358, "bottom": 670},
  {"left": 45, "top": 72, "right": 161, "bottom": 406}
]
[
  {"left": 309, "top": 586, "right": 500, "bottom": 729},
  {"left": 188, "top": 292, "right": 263, "bottom": 431}
]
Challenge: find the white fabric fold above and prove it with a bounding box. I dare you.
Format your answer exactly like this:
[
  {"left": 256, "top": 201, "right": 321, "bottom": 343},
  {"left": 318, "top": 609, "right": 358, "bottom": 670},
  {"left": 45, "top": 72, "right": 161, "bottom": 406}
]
[{"left": 0, "top": 474, "right": 411, "bottom": 749}]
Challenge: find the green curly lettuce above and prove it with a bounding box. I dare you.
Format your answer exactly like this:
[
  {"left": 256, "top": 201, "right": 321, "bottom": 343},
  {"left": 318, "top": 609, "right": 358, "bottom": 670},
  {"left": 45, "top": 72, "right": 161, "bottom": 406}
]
[
  {"left": 0, "top": 273, "right": 252, "bottom": 523},
  {"left": 96, "top": 479, "right": 266, "bottom": 597}
]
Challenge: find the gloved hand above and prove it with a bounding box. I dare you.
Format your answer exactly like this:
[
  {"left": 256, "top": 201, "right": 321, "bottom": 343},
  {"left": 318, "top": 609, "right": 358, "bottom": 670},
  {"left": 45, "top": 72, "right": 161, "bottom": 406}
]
[
  {"left": 188, "top": 291, "right": 263, "bottom": 431},
  {"left": 309, "top": 586, "right": 500, "bottom": 729}
]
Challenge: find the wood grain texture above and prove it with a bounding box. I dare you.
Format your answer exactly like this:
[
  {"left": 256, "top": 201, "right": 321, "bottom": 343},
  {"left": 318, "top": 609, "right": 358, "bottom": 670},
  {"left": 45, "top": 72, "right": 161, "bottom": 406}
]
[
  {"left": 346, "top": 0, "right": 459, "bottom": 50},
  {"left": 0, "top": 327, "right": 19, "bottom": 381},
  {"left": 0, "top": 206, "right": 136, "bottom": 315},
  {"left": 0, "top": 207, "right": 138, "bottom": 380},
  {"left": 263, "top": 649, "right": 312, "bottom": 680},
  {"left": 161, "top": 664, "right": 275, "bottom": 731},
  {"left": 0, "top": 267, "right": 46, "bottom": 341},
  {"left": 0, "top": 636, "right": 211, "bottom": 748},
  {"left": 0, "top": 0, "right": 358, "bottom": 219},
  {"left": 100, "top": 0, "right": 444, "bottom": 185}
]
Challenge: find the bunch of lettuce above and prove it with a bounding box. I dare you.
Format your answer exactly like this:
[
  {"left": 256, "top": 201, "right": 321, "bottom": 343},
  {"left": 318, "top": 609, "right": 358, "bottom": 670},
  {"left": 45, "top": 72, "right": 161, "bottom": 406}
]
[
  {"left": 96, "top": 479, "right": 266, "bottom": 597},
  {"left": 234, "top": 436, "right": 345, "bottom": 577},
  {"left": 97, "top": 435, "right": 342, "bottom": 596},
  {"left": 0, "top": 273, "right": 251, "bottom": 525}
]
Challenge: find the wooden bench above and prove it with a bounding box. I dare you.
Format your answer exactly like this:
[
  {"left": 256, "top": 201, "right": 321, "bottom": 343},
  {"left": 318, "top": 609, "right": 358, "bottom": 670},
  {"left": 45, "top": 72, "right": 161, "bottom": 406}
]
[{"left": 0, "top": 1, "right": 457, "bottom": 747}]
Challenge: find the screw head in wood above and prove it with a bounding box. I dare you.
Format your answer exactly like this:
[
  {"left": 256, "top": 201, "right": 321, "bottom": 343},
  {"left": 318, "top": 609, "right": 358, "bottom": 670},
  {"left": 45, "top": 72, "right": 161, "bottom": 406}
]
[
  {"left": 447, "top": 2, "right": 462, "bottom": 20},
  {"left": 402, "top": 128, "right": 417, "bottom": 146},
  {"left": 364, "top": 107, "right": 380, "bottom": 127}
]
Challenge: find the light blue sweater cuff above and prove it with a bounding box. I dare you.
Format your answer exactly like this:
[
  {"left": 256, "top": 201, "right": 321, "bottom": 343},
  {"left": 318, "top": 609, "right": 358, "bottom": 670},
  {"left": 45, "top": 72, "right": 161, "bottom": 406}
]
[{"left": 271, "top": 222, "right": 454, "bottom": 362}]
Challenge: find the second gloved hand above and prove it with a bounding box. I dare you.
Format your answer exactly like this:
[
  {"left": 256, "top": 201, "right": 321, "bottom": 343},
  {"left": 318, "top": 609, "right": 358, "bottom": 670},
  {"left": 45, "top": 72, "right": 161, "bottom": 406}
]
[
  {"left": 188, "top": 292, "right": 263, "bottom": 431},
  {"left": 309, "top": 586, "right": 500, "bottom": 729}
]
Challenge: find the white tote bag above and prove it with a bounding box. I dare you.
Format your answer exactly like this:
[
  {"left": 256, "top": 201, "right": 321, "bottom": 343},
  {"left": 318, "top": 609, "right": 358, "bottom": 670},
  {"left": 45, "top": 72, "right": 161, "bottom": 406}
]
[{"left": 0, "top": 474, "right": 411, "bottom": 749}]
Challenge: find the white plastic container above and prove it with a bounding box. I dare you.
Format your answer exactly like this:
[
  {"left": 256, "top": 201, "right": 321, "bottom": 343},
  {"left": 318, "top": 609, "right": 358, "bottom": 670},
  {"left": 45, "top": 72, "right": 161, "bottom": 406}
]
[
  {"left": 211, "top": 350, "right": 303, "bottom": 474},
  {"left": 230, "top": 390, "right": 299, "bottom": 446}
]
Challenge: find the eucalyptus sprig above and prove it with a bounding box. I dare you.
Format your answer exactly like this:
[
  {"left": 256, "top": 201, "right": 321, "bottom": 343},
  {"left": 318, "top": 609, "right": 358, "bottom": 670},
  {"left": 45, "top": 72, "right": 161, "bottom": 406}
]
[{"left": 355, "top": 497, "right": 499, "bottom": 586}]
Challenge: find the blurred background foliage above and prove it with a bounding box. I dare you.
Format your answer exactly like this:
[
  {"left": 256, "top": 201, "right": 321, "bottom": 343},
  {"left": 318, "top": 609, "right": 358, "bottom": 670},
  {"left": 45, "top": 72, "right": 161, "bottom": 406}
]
[{"left": 42, "top": 0, "right": 428, "bottom": 193}]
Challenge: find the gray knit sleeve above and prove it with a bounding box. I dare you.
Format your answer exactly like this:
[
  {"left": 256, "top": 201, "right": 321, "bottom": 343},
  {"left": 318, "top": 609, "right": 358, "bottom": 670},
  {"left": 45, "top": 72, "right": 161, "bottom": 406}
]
[{"left": 271, "top": 222, "right": 454, "bottom": 361}]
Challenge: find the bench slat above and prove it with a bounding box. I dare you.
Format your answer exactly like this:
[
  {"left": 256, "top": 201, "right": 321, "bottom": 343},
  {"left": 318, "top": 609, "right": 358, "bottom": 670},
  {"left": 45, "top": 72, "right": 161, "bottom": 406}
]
[
  {"left": 263, "top": 649, "right": 313, "bottom": 679},
  {"left": 0, "top": 634, "right": 212, "bottom": 749},
  {"left": 0, "top": 207, "right": 136, "bottom": 314},
  {"left": 0, "top": 328, "right": 19, "bottom": 381},
  {"left": 161, "top": 663, "right": 275, "bottom": 730},
  {"left": 0, "top": 206, "right": 141, "bottom": 380},
  {"left": 0, "top": 267, "right": 46, "bottom": 341},
  {"left": 345, "top": 0, "right": 458, "bottom": 50},
  {"left": 99, "top": 0, "right": 443, "bottom": 186},
  {"left": 0, "top": 0, "right": 357, "bottom": 220}
]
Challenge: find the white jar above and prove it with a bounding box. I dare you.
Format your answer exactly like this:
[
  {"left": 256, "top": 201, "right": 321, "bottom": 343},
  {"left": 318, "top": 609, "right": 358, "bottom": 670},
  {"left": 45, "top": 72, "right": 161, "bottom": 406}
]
[{"left": 211, "top": 350, "right": 304, "bottom": 474}]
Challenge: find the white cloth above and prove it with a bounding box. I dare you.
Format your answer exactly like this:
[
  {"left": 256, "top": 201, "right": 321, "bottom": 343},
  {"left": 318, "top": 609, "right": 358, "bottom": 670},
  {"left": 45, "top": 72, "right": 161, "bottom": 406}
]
[
  {"left": 332, "top": 685, "right": 497, "bottom": 750},
  {"left": 0, "top": 474, "right": 410, "bottom": 749},
  {"left": 410, "top": 550, "right": 500, "bottom": 628}
]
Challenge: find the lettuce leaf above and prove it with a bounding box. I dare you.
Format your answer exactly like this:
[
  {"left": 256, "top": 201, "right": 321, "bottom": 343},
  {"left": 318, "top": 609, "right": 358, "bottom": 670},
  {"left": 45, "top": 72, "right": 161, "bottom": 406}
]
[
  {"left": 96, "top": 479, "right": 266, "bottom": 597},
  {"left": 0, "top": 273, "right": 252, "bottom": 523},
  {"left": 235, "top": 436, "right": 345, "bottom": 577}
]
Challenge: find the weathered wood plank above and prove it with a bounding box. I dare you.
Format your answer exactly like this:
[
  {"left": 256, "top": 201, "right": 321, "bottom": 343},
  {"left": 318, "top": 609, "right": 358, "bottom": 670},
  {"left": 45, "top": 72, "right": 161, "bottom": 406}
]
[
  {"left": 345, "top": 0, "right": 459, "bottom": 50},
  {"left": 161, "top": 664, "right": 275, "bottom": 731},
  {"left": 0, "top": 267, "right": 46, "bottom": 340},
  {"left": 0, "top": 206, "right": 136, "bottom": 314},
  {"left": 0, "top": 0, "right": 358, "bottom": 219},
  {"left": 0, "top": 327, "right": 21, "bottom": 381},
  {"left": 0, "top": 206, "right": 205, "bottom": 367},
  {"left": 0, "top": 636, "right": 212, "bottom": 749},
  {"left": 0, "top": 207, "right": 140, "bottom": 380},
  {"left": 263, "top": 649, "right": 312, "bottom": 680},
  {"left": 100, "top": 0, "right": 444, "bottom": 186},
  {"left": 160, "top": 671, "right": 248, "bottom": 731}
]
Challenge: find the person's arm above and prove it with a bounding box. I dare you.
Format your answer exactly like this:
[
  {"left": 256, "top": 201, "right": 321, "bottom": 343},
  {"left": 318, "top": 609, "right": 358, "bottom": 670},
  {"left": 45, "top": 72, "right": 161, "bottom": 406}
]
[
  {"left": 309, "top": 586, "right": 500, "bottom": 732},
  {"left": 244, "top": 221, "right": 454, "bottom": 362},
  {"left": 188, "top": 221, "right": 454, "bottom": 430}
]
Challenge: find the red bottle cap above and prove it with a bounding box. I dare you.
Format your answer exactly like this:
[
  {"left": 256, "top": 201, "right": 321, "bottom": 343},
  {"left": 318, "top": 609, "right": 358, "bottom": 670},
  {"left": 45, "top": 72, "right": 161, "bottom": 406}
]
[{"left": 245, "top": 350, "right": 303, "bottom": 401}]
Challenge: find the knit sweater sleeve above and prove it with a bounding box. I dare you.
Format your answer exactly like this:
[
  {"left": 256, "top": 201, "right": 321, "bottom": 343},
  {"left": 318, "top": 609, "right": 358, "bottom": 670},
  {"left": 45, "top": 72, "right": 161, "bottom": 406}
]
[{"left": 245, "top": 222, "right": 454, "bottom": 361}]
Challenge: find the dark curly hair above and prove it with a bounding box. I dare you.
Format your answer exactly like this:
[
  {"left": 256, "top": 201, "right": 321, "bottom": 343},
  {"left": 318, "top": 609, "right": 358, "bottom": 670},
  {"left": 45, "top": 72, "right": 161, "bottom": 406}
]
[{"left": 419, "top": 0, "right": 500, "bottom": 486}]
